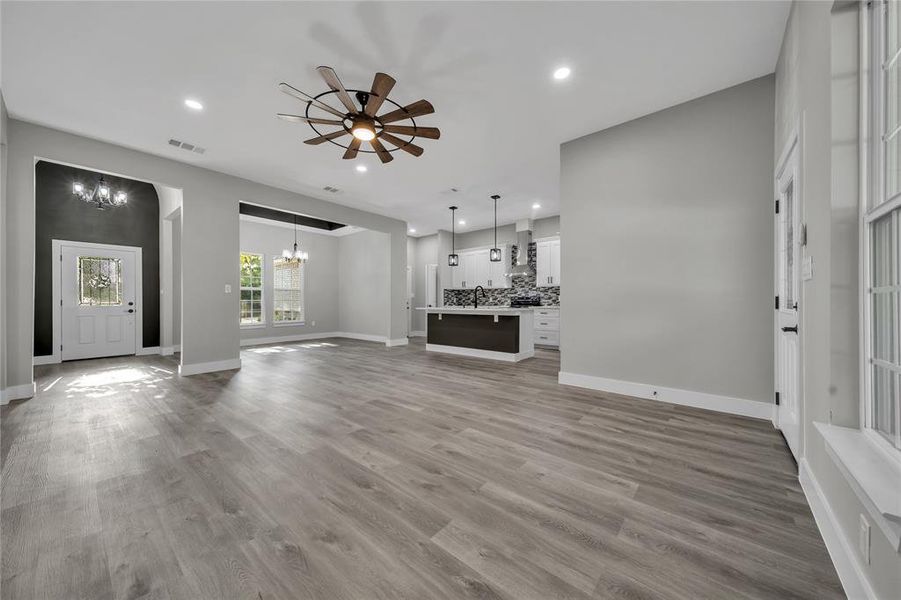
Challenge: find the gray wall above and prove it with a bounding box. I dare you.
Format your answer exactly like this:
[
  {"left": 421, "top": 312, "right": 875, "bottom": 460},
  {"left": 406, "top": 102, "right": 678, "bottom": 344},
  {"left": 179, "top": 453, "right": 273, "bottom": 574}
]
[
  {"left": 34, "top": 161, "right": 161, "bottom": 355},
  {"left": 4, "top": 120, "right": 407, "bottom": 386},
  {"left": 0, "top": 93, "right": 8, "bottom": 394},
  {"left": 239, "top": 219, "right": 339, "bottom": 342},
  {"left": 776, "top": 3, "right": 900, "bottom": 597},
  {"left": 453, "top": 215, "right": 560, "bottom": 250},
  {"left": 410, "top": 233, "right": 437, "bottom": 333},
  {"left": 172, "top": 217, "right": 181, "bottom": 346},
  {"left": 560, "top": 75, "right": 775, "bottom": 405},
  {"left": 338, "top": 229, "right": 390, "bottom": 337}
]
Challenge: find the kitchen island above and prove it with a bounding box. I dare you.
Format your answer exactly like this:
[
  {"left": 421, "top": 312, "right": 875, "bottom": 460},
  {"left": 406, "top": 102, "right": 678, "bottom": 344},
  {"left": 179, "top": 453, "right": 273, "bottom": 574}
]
[{"left": 416, "top": 307, "right": 534, "bottom": 362}]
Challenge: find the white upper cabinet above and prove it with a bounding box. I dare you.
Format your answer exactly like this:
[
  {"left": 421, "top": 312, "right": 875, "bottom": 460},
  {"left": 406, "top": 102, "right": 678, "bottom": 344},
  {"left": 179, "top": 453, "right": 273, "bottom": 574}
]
[
  {"left": 448, "top": 246, "right": 510, "bottom": 289},
  {"left": 536, "top": 238, "right": 561, "bottom": 287}
]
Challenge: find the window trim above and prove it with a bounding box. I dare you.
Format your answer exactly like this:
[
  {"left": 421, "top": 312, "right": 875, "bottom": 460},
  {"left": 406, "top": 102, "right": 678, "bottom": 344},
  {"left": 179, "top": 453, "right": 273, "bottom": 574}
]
[
  {"left": 271, "top": 256, "right": 305, "bottom": 325},
  {"left": 862, "top": 0, "right": 901, "bottom": 454},
  {"left": 239, "top": 251, "right": 265, "bottom": 327}
]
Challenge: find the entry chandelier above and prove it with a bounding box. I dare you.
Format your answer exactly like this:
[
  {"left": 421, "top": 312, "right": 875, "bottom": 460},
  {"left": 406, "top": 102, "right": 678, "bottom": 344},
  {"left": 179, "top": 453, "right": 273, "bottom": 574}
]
[
  {"left": 72, "top": 176, "right": 127, "bottom": 209},
  {"left": 282, "top": 215, "right": 309, "bottom": 264}
]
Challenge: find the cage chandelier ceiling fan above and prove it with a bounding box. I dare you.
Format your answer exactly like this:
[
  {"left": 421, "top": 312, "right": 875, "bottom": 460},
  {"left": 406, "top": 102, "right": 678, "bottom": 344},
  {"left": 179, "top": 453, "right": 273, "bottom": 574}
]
[{"left": 277, "top": 66, "right": 440, "bottom": 164}]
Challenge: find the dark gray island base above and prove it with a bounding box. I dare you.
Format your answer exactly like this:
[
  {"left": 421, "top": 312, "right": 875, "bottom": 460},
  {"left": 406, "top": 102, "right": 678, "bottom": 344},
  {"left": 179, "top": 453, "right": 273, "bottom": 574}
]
[{"left": 418, "top": 307, "right": 535, "bottom": 362}]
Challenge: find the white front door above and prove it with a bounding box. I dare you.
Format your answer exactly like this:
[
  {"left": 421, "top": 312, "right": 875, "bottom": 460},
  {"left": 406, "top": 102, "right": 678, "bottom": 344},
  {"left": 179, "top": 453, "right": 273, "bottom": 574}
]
[
  {"left": 60, "top": 242, "right": 138, "bottom": 361},
  {"left": 775, "top": 147, "right": 801, "bottom": 460}
]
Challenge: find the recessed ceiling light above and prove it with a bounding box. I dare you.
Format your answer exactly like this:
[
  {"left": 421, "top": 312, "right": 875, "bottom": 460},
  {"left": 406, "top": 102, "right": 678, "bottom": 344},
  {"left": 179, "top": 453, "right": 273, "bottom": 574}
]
[
  {"left": 184, "top": 98, "right": 204, "bottom": 111},
  {"left": 458, "top": 219, "right": 466, "bottom": 226},
  {"left": 553, "top": 66, "right": 571, "bottom": 80},
  {"left": 532, "top": 202, "right": 541, "bottom": 209},
  {"left": 355, "top": 165, "right": 368, "bottom": 173},
  {"left": 408, "top": 228, "right": 416, "bottom": 234}
]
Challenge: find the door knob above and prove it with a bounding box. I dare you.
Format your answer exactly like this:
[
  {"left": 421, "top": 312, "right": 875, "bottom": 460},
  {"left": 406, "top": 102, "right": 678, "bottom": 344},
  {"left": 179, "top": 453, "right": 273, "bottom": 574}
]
[{"left": 781, "top": 325, "right": 798, "bottom": 333}]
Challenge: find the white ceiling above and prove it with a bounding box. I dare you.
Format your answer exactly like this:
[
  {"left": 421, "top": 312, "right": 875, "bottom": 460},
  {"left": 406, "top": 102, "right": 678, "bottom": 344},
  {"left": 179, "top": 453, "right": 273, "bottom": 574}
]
[{"left": 2, "top": 1, "right": 789, "bottom": 236}]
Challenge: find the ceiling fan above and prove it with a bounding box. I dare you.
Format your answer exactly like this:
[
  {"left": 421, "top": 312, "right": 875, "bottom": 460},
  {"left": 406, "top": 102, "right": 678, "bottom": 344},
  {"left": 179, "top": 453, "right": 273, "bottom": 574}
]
[{"left": 277, "top": 66, "right": 440, "bottom": 164}]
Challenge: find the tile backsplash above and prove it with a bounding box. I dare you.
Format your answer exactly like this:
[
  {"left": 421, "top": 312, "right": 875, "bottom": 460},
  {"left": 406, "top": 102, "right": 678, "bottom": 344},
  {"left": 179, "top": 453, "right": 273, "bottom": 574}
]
[{"left": 443, "top": 242, "right": 560, "bottom": 307}]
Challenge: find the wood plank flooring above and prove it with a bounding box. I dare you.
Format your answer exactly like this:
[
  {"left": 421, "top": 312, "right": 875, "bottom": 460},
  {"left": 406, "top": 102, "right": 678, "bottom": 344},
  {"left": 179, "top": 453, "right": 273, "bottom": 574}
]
[{"left": 2, "top": 338, "right": 843, "bottom": 599}]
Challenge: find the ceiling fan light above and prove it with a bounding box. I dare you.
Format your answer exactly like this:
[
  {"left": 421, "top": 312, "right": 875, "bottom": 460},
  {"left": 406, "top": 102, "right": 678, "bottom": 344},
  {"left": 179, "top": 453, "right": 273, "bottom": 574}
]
[
  {"left": 490, "top": 248, "right": 502, "bottom": 262},
  {"left": 351, "top": 124, "right": 376, "bottom": 141}
]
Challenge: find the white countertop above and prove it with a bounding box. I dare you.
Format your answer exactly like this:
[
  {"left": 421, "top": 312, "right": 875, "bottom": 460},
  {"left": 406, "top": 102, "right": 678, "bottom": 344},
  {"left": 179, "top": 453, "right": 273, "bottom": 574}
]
[{"left": 417, "top": 306, "right": 534, "bottom": 315}]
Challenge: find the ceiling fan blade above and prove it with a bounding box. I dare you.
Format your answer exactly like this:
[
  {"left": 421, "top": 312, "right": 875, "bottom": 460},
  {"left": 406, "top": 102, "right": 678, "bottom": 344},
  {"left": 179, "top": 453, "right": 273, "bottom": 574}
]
[
  {"left": 278, "top": 82, "right": 347, "bottom": 119},
  {"left": 317, "top": 66, "right": 358, "bottom": 113},
  {"left": 364, "top": 72, "right": 396, "bottom": 117},
  {"left": 343, "top": 138, "right": 362, "bottom": 159},
  {"left": 303, "top": 129, "right": 350, "bottom": 145},
  {"left": 378, "top": 99, "right": 434, "bottom": 124},
  {"left": 369, "top": 138, "right": 394, "bottom": 163},
  {"left": 277, "top": 114, "right": 344, "bottom": 126},
  {"left": 379, "top": 132, "right": 424, "bottom": 157},
  {"left": 381, "top": 124, "right": 441, "bottom": 139}
]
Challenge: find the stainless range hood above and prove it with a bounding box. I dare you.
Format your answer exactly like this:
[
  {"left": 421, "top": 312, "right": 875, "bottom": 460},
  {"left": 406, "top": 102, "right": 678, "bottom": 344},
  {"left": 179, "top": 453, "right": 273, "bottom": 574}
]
[{"left": 510, "top": 219, "right": 533, "bottom": 277}]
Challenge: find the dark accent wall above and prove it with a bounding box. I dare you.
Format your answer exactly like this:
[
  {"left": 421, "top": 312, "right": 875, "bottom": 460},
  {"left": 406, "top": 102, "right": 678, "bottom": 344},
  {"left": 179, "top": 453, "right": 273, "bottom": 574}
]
[
  {"left": 444, "top": 242, "right": 561, "bottom": 307},
  {"left": 34, "top": 161, "right": 160, "bottom": 356}
]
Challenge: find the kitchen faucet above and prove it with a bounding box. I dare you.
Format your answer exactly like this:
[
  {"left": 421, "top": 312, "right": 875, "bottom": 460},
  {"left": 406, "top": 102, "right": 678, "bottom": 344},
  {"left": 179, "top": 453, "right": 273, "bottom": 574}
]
[{"left": 474, "top": 286, "right": 485, "bottom": 309}]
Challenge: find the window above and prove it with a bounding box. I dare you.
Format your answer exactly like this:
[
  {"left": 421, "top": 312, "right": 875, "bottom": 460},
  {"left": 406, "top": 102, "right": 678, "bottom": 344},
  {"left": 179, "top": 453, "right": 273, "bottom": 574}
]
[
  {"left": 240, "top": 252, "right": 264, "bottom": 325},
  {"left": 866, "top": 0, "right": 901, "bottom": 450},
  {"left": 77, "top": 256, "right": 122, "bottom": 306},
  {"left": 273, "top": 257, "right": 304, "bottom": 323}
]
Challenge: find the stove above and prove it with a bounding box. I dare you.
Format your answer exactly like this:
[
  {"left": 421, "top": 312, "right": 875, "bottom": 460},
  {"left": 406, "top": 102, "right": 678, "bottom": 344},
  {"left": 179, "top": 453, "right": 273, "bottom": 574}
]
[{"left": 510, "top": 296, "right": 542, "bottom": 308}]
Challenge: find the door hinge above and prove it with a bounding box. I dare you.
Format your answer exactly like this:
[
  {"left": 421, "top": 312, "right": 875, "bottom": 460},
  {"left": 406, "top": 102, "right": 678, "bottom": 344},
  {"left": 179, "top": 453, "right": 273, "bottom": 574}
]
[
  {"left": 775, "top": 391, "right": 780, "bottom": 406},
  {"left": 775, "top": 295, "right": 780, "bottom": 310},
  {"left": 59, "top": 254, "right": 63, "bottom": 262},
  {"left": 775, "top": 200, "right": 780, "bottom": 214},
  {"left": 60, "top": 299, "right": 63, "bottom": 306},
  {"left": 800, "top": 223, "right": 808, "bottom": 246},
  {"left": 60, "top": 344, "right": 63, "bottom": 352}
]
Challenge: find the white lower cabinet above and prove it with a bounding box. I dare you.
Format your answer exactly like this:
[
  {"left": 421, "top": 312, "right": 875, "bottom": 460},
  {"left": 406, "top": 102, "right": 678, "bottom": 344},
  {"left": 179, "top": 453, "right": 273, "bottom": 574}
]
[{"left": 534, "top": 307, "right": 560, "bottom": 348}]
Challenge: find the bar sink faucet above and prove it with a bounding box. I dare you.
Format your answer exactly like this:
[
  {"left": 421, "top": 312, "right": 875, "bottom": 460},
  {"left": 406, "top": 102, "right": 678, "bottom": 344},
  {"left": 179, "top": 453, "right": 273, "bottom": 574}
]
[{"left": 474, "top": 286, "right": 485, "bottom": 309}]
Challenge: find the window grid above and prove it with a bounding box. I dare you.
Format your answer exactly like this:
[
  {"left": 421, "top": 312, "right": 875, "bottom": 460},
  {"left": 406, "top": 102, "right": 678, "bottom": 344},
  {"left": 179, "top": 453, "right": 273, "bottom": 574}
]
[
  {"left": 866, "top": 0, "right": 901, "bottom": 451},
  {"left": 240, "top": 252, "right": 264, "bottom": 325},
  {"left": 273, "top": 257, "right": 304, "bottom": 323}
]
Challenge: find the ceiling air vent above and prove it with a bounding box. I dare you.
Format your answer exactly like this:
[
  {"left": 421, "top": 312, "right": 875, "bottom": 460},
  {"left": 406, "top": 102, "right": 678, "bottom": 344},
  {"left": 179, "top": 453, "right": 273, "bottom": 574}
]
[
  {"left": 322, "top": 186, "right": 341, "bottom": 193},
  {"left": 167, "top": 138, "right": 206, "bottom": 155}
]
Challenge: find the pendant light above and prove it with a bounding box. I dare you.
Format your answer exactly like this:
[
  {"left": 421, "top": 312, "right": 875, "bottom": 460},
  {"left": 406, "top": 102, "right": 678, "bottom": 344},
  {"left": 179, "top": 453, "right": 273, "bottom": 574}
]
[
  {"left": 282, "top": 214, "right": 309, "bottom": 264},
  {"left": 489, "top": 194, "right": 502, "bottom": 262},
  {"left": 448, "top": 206, "right": 459, "bottom": 267}
]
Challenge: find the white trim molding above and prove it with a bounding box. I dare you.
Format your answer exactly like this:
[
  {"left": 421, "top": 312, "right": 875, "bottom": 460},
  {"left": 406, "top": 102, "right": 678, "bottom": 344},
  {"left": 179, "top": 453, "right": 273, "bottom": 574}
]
[
  {"left": 386, "top": 338, "right": 409, "bottom": 347},
  {"left": 557, "top": 371, "right": 772, "bottom": 420},
  {"left": 33, "top": 354, "right": 60, "bottom": 366},
  {"left": 136, "top": 346, "right": 161, "bottom": 356},
  {"left": 241, "top": 332, "right": 342, "bottom": 347},
  {"left": 178, "top": 358, "right": 242, "bottom": 376},
  {"left": 799, "top": 458, "right": 876, "bottom": 600},
  {"left": 0, "top": 383, "right": 37, "bottom": 405},
  {"left": 427, "top": 343, "right": 534, "bottom": 363},
  {"left": 409, "top": 330, "right": 426, "bottom": 337},
  {"left": 334, "top": 332, "right": 388, "bottom": 344},
  {"left": 160, "top": 345, "right": 181, "bottom": 356}
]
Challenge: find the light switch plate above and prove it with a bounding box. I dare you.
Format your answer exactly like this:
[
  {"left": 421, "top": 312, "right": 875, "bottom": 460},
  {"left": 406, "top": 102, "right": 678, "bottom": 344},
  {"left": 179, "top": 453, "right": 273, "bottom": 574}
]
[
  {"left": 859, "top": 514, "right": 871, "bottom": 565},
  {"left": 224, "top": 284, "right": 232, "bottom": 294},
  {"left": 802, "top": 256, "right": 813, "bottom": 281}
]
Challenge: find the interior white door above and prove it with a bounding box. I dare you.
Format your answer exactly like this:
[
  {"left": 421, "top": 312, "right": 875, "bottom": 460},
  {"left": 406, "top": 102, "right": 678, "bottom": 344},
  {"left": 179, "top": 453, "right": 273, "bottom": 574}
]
[
  {"left": 775, "top": 150, "right": 801, "bottom": 460},
  {"left": 60, "top": 243, "right": 138, "bottom": 361},
  {"left": 406, "top": 265, "right": 413, "bottom": 336}
]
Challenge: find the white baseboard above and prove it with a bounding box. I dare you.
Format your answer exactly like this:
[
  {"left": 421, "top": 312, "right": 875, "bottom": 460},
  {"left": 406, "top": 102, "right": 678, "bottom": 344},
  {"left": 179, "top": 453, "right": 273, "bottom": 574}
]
[
  {"left": 178, "top": 358, "right": 242, "bottom": 376},
  {"left": 426, "top": 344, "right": 534, "bottom": 363},
  {"left": 33, "top": 354, "right": 60, "bottom": 366},
  {"left": 334, "top": 332, "right": 388, "bottom": 344},
  {"left": 409, "top": 330, "right": 426, "bottom": 337},
  {"left": 0, "top": 382, "right": 36, "bottom": 405},
  {"left": 557, "top": 371, "right": 772, "bottom": 420},
  {"left": 386, "top": 338, "right": 409, "bottom": 347},
  {"left": 799, "top": 458, "right": 875, "bottom": 600},
  {"left": 241, "top": 332, "right": 342, "bottom": 347},
  {"left": 160, "top": 344, "right": 181, "bottom": 356},
  {"left": 136, "top": 346, "right": 161, "bottom": 356}
]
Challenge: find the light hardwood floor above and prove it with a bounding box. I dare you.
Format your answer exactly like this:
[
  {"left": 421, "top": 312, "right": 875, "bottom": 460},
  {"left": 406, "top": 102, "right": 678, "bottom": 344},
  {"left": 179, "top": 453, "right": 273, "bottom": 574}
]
[{"left": 2, "top": 338, "right": 842, "bottom": 599}]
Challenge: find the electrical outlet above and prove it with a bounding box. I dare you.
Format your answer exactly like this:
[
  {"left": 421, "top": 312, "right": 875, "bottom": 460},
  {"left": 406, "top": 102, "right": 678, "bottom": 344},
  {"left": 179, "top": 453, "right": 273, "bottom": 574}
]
[
  {"left": 224, "top": 284, "right": 232, "bottom": 294},
  {"left": 859, "top": 514, "right": 871, "bottom": 565},
  {"left": 311, "top": 321, "right": 316, "bottom": 327}
]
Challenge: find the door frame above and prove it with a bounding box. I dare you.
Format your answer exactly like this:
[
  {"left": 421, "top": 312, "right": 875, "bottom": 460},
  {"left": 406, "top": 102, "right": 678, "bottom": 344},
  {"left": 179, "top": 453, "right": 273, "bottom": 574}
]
[
  {"left": 50, "top": 239, "right": 144, "bottom": 364},
  {"left": 773, "top": 122, "right": 805, "bottom": 451}
]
